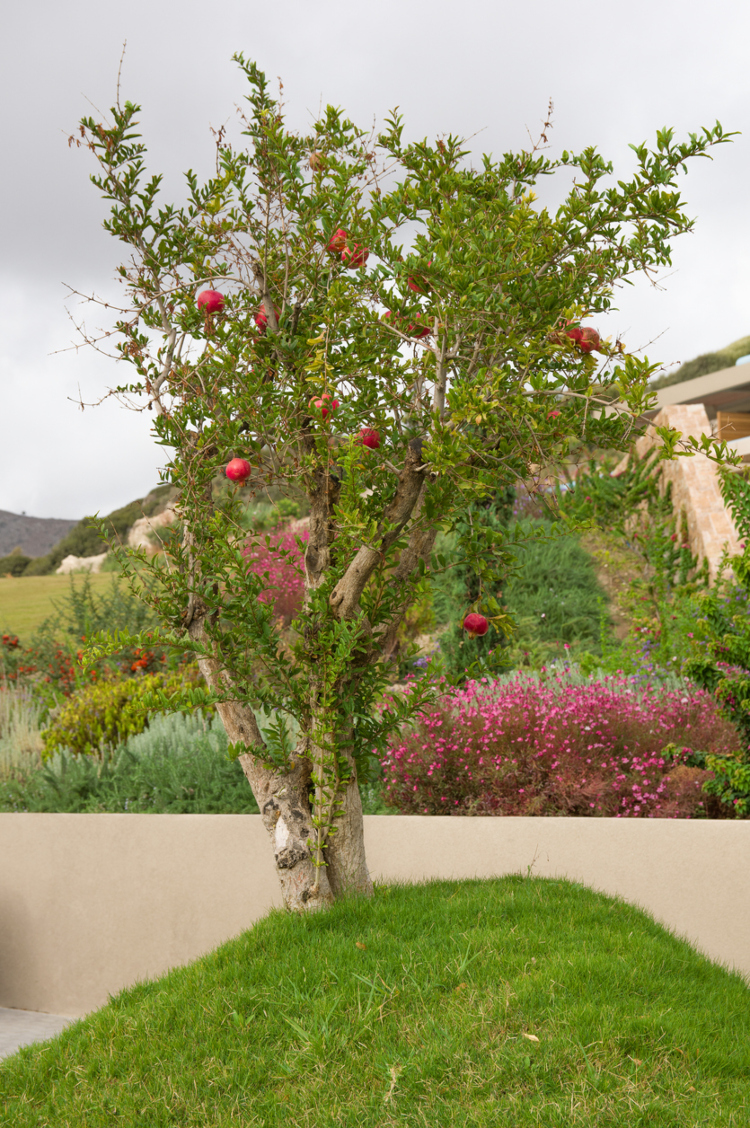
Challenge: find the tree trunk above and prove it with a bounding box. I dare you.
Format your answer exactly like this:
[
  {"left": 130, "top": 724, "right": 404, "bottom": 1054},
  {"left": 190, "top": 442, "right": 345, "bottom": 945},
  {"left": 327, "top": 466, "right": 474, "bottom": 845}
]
[
  {"left": 189, "top": 540, "right": 374, "bottom": 911},
  {"left": 212, "top": 696, "right": 372, "bottom": 912},
  {"left": 320, "top": 746, "right": 373, "bottom": 901}
]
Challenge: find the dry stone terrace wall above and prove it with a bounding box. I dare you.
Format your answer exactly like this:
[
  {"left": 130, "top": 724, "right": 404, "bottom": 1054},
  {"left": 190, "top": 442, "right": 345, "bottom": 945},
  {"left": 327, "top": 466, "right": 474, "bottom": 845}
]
[
  {"left": 622, "top": 404, "right": 742, "bottom": 583},
  {"left": 127, "top": 506, "right": 177, "bottom": 555},
  {"left": 55, "top": 551, "right": 108, "bottom": 575}
]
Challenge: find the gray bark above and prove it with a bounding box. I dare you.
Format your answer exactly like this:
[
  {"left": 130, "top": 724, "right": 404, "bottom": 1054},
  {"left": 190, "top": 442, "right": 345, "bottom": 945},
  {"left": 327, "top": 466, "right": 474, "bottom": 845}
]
[
  {"left": 191, "top": 629, "right": 371, "bottom": 912},
  {"left": 325, "top": 748, "right": 372, "bottom": 899},
  {"left": 329, "top": 437, "right": 426, "bottom": 620}
]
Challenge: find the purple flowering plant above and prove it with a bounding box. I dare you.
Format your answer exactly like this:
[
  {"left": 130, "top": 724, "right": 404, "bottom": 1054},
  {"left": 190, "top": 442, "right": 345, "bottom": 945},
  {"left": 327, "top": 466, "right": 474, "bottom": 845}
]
[
  {"left": 381, "top": 667, "right": 741, "bottom": 818},
  {"left": 242, "top": 524, "right": 308, "bottom": 627}
]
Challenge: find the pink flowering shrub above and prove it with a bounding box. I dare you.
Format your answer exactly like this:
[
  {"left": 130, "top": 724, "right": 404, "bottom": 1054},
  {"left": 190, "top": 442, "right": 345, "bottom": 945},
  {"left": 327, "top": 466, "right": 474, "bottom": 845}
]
[
  {"left": 381, "top": 671, "right": 742, "bottom": 818},
  {"left": 243, "top": 525, "right": 308, "bottom": 626}
]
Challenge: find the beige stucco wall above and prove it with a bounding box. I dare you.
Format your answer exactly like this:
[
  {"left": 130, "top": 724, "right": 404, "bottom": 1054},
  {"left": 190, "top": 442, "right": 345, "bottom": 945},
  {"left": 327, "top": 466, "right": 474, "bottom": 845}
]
[
  {"left": 1, "top": 814, "right": 749, "bottom": 1017},
  {"left": 633, "top": 403, "right": 741, "bottom": 582}
]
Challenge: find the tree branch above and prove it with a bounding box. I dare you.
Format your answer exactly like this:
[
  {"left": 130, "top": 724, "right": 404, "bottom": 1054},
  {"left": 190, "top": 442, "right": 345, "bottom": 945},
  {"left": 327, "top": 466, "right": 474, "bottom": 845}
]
[
  {"left": 329, "top": 438, "right": 426, "bottom": 620},
  {"left": 373, "top": 490, "right": 438, "bottom": 659}
]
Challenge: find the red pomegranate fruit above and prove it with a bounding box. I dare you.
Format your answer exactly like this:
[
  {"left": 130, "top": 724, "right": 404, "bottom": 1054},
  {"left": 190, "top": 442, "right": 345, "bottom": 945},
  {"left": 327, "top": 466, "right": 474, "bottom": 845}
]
[
  {"left": 579, "top": 327, "right": 602, "bottom": 353},
  {"left": 359, "top": 428, "right": 380, "bottom": 450},
  {"left": 226, "top": 458, "right": 252, "bottom": 484},
  {"left": 254, "top": 304, "right": 280, "bottom": 334},
  {"left": 565, "top": 324, "right": 602, "bottom": 353},
  {"left": 408, "top": 313, "right": 431, "bottom": 339},
  {"left": 310, "top": 393, "right": 340, "bottom": 419},
  {"left": 342, "top": 244, "right": 369, "bottom": 269},
  {"left": 407, "top": 260, "right": 433, "bottom": 294},
  {"left": 326, "top": 228, "right": 349, "bottom": 255},
  {"left": 463, "top": 612, "right": 489, "bottom": 638},
  {"left": 197, "top": 290, "right": 225, "bottom": 315},
  {"left": 383, "top": 311, "right": 430, "bottom": 339}
]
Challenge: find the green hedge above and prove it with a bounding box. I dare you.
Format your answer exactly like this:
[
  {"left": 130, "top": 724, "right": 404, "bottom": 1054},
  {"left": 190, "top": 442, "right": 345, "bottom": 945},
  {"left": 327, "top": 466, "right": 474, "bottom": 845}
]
[
  {"left": 1, "top": 710, "right": 393, "bottom": 815},
  {"left": 41, "top": 667, "right": 209, "bottom": 758},
  {"left": 1, "top": 712, "right": 258, "bottom": 813}
]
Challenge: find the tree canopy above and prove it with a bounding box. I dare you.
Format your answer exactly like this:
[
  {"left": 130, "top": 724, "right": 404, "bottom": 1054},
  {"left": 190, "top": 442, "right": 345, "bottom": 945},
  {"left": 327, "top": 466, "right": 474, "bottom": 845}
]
[{"left": 75, "top": 58, "right": 735, "bottom": 909}]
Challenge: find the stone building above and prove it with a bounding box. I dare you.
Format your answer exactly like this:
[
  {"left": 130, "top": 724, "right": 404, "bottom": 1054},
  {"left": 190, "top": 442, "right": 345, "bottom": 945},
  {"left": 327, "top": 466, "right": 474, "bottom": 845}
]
[{"left": 617, "top": 359, "right": 750, "bottom": 582}]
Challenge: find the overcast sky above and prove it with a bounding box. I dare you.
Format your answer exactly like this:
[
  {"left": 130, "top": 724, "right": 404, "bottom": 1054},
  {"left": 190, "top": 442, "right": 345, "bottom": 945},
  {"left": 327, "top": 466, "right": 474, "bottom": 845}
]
[{"left": 2, "top": 0, "right": 749, "bottom": 521}]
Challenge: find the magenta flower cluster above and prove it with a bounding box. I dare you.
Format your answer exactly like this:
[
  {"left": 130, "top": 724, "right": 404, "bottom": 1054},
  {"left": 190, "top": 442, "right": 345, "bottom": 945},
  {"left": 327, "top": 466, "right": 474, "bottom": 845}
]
[
  {"left": 243, "top": 526, "right": 308, "bottom": 625},
  {"left": 381, "top": 670, "right": 741, "bottom": 818}
]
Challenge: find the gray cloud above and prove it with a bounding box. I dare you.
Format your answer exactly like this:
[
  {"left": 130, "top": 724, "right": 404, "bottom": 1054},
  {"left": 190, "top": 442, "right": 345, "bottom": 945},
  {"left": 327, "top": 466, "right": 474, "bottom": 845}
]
[{"left": 2, "top": 0, "right": 748, "bottom": 516}]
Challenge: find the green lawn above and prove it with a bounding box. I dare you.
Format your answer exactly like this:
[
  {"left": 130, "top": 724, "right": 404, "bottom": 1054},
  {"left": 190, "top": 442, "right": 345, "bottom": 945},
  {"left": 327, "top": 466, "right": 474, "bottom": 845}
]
[
  {"left": 2, "top": 877, "right": 749, "bottom": 1126},
  {"left": 0, "top": 573, "right": 122, "bottom": 642}
]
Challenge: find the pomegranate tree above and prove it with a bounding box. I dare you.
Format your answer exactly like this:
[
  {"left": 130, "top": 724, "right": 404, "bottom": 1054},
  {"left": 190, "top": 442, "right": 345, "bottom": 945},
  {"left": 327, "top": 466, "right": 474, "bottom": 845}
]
[{"left": 76, "top": 56, "right": 732, "bottom": 913}]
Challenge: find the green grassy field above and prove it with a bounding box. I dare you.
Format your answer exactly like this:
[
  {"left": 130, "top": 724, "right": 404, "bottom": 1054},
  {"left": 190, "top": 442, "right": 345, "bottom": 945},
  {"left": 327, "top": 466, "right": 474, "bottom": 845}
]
[
  {"left": 2, "top": 877, "right": 749, "bottom": 1126},
  {"left": 0, "top": 573, "right": 122, "bottom": 642}
]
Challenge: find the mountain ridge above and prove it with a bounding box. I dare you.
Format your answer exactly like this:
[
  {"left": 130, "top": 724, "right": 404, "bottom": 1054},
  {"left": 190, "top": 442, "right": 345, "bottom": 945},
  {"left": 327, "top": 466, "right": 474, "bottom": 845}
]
[
  {"left": 0, "top": 485, "right": 177, "bottom": 576},
  {"left": 0, "top": 510, "right": 78, "bottom": 558}
]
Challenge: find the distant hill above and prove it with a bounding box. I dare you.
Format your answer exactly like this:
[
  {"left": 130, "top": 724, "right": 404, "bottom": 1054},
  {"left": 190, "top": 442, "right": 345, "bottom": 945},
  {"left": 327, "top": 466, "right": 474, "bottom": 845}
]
[
  {"left": 0, "top": 485, "right": 178, "bottom": 577},
  {"left": 0, "top": 510, "right": 78, "bottom": 558},
  {"left": 650, "top": 334, "right": 750, "bottom": 391}
]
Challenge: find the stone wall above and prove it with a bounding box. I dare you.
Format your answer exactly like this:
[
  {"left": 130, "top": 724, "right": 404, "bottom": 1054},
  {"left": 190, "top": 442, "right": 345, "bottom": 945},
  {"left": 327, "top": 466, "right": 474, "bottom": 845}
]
[
  {"left": 632, "top": 404, "right": 741, "bottom": 582},
  {"left": 55, "top": 551, "right": 108, "bottom": 575},
  {"left": 127, "top": 506, "right": 176, "bottom": 555}
]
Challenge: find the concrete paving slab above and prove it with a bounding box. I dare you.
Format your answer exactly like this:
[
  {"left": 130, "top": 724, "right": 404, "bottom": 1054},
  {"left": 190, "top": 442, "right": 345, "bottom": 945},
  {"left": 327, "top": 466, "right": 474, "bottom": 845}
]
[{"left": 0, "top": 1007, "right": 75, "bottom": 1062}]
